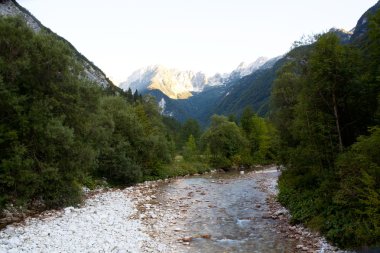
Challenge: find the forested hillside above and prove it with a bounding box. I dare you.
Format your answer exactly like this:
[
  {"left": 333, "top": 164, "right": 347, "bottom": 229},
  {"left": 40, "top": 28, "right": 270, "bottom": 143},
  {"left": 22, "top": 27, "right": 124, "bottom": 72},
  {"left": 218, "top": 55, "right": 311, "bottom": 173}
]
[
  {"left": 271, "top": 4, "right": 380, "bottom": 248},
  {"left": 1, "top": 0, "right": 115, "bottom": 90},
  {"left": 0, "top": 16, "right": 176, "bottom": 210}
]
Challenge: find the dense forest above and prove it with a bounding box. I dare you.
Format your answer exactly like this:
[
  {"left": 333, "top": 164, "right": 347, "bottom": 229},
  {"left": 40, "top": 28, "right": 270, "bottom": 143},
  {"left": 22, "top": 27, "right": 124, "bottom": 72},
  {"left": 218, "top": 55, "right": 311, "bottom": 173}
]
[
  {"left": 0, "top": 16, "right": 172, "bottom": 208},
  {"left": 271, "top": 9, "right": 380, "bottom": 249},
  {"left": 1, "top": 3, "right": 379, "bottom": 250}
]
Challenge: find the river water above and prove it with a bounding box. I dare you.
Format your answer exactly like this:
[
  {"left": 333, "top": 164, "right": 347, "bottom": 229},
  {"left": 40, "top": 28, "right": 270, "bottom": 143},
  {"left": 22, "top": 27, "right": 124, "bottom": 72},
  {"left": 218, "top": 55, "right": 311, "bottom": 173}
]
[{"left": 154, "top": 169, "right": 301, "bottom": 253}]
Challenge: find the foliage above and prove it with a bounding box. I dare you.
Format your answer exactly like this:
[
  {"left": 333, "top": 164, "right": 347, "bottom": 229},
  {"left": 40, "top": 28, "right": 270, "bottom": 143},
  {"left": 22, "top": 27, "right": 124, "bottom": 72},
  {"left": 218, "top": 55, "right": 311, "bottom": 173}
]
[
  {"left": 182, "top": 135, "right": 198, "bottom": 162},
  {"left": 0, "top": 16, "right": 173, "bottom": 210},
  {"left": 272, "top": 15, "right": 380, "bottom": 249},
  {"left": 0, "top": 16, "right": 97, "bottom": 208},
  {"left": 240, "top": 107, "right": 278, "bottom": 164},
  {"left": 201, "top": 115, "right": 247, "bottom": 168},
  {"left": 332, "top": 127, "right": 380, "bottom": 246},
  {"left": 159, "top": 158, "right": 210, "bottom": 179}
]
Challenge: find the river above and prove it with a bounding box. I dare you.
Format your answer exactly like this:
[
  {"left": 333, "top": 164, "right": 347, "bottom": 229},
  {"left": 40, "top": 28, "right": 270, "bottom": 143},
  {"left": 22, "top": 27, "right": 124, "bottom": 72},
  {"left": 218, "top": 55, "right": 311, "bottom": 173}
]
[
  {"left": 141, "top": 167, "right": 330, "bottom": 253},
  {"left": 1, "top": 167, "right": 340, "bottom": 252}
]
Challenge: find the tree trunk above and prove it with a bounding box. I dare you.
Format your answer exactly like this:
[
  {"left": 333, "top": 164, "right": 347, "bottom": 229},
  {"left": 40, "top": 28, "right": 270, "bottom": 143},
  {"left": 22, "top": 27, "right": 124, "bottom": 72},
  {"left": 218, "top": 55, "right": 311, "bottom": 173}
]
[{"left": 332, "top": 92, "right": 343, "bottom": 152}]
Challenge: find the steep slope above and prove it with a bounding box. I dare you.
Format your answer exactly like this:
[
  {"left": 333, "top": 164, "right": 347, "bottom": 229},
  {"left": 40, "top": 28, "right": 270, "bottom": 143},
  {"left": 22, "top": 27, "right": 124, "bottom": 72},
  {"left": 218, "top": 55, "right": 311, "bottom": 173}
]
[
  {"left": 0, "top": 0, "right": 117, "bottom": 91},
  {"left": 328, "top": 28, "right": 352, "bottom": 43},
  {"left": 350, "top": 0, "right": 380, "bottom": 44},
  {"left": 213, "top": 26, "right": 356, "bottom": 120},
  {"left": 214, "top": 57, "right": 286, "bottom": 118},
  {"left": 167, "top": 84, "right": 230, "bottom": 124},
  {"left": 228, "top": 57, "right": 269, "bottom": 79},
  {"left": 157, "top": 55, "right": 282, "bottom": 125}
]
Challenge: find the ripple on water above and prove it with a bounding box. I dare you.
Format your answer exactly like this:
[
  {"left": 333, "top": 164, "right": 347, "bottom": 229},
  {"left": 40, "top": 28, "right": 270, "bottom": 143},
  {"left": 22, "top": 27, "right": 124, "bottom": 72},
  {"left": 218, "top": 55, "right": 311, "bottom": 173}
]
[{"left": 157, "top": 169, "right": 299, "bottom": 253}]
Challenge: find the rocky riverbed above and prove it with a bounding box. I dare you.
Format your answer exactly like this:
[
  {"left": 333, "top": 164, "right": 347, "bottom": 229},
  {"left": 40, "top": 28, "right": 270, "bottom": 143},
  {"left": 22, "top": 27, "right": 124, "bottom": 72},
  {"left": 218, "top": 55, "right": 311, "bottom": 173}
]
[{"left": 0, "top": 167, "right": 347, "bottom": 252}]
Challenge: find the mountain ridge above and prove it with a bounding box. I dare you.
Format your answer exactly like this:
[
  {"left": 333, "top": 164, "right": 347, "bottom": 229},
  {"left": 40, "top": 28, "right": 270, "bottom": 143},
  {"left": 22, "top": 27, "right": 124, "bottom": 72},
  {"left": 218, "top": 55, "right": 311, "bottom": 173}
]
[
  {"left": 123, "top": 1, "right": 380, "bottom": 126},
  {"left": 0, "top": 0, "right": 117, "bottom": 91},
  {"left": 119, "top": 57, "right": 270, "bottom": 99}
]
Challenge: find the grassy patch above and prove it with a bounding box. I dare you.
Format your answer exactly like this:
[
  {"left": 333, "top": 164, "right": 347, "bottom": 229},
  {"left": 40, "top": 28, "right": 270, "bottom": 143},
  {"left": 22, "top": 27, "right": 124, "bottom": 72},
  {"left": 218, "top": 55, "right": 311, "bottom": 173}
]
[{"left": 157, "top": 157, "right": 210, "bottom": 178}]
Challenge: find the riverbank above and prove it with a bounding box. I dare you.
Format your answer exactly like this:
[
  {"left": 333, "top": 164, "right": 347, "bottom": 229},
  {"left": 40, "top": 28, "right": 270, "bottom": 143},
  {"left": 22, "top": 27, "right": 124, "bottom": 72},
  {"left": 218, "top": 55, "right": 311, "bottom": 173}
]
[
  {"left": 254, "top": 169, "right": 347, "bottom": 253},
  {"left": 137, "top": 167, "right": 349, "bottom": 253},
  {"left": 0, "top": 167, "right": 348, "bottom": 252},
  {"left": 0, "top": 183, "right": 169, "bottom": 252}
]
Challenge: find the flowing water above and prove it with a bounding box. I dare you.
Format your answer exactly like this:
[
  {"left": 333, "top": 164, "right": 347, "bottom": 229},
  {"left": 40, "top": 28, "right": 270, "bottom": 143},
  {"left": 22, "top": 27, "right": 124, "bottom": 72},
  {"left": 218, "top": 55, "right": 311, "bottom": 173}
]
[{"left": 156, "top": 169, "right": 300, "bottom": 253}]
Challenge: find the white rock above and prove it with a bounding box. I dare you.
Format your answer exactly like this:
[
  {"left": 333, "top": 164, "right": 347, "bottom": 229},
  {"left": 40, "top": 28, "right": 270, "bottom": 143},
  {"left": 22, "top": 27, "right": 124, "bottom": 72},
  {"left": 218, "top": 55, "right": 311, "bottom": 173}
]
[
  {"left": 2, "top": 190, "right": 167, "bottom": 252},
  {"left": 64, "top": 206, "right": 74, "bottom": 214}
]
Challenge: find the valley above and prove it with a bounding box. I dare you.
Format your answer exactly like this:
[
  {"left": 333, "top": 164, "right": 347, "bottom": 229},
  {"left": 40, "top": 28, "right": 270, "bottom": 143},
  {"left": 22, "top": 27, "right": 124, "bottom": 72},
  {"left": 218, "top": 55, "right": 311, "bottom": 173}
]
[
  {"left": 0, "top": 0, "right": 379, "bottom": 252},
  {"left": 119, "top": 56, "right": 281, "bottom": 125}
]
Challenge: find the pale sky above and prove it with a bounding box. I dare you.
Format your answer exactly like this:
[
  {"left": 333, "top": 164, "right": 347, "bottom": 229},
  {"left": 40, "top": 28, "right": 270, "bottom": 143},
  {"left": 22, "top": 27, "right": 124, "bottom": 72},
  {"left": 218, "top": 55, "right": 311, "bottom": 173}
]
[{"left": 18, "top": 0, "right": 378, "bottom": 84}]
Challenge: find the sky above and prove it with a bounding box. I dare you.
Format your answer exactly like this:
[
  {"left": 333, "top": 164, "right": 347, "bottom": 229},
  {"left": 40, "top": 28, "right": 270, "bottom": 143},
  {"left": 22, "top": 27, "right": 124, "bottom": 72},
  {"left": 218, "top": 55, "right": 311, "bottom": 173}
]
[{"left": 18, "top": 0, "right": 379, "bottom": 84}]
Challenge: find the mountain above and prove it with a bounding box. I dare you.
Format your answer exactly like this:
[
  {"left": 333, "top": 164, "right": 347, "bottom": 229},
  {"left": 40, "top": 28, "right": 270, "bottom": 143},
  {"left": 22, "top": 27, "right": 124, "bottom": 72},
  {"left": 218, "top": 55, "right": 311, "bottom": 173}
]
[
  {"left": 144, "top": 56, "right": 282, "bottom": 126},
  {"left": 120, "top": 65, "right": 210, "bottom": 99},
  {"left": 130, "top": 1, "right": 380, "bottom": 126},
  {"left": 213, "top": 57, "right": 286, "bottom": 117},
  {"left": 227, "top": 57, "right": 268, "bottom": 79},
  {"left": 0, "top": 0, "right": 117, "bottom": 91},
  {"left": 350, "top": 0, "right": 380, "bottom": 44},
  {"left": 211, "top": 19, "right": 370, "bottom": 123},
  {"left": 154, "top": 83, "right": 231, "bottom": 124},
  {"left": 120, "top": 57, "right": 269, "bottom": 100},
  {"left": 328, "top": 28, "right": 353, "bottom": 43}
]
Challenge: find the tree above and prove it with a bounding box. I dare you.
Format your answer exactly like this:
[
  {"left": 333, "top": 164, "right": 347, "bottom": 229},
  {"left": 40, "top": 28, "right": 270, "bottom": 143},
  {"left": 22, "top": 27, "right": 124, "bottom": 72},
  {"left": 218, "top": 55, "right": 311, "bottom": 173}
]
[
  {"left": 240, "top": 107, "right": 255, "bottom": 135},
  {"left": 133, "top": 90, "right": 140, "bottom": 102},
  {"left": 273, "top": 27, "right": 380, "bottom": 248},
  {"left": 239, "top": 107, "right": 277, "bottom": 164},
  {"left": 183, "top": 135, "right": 198, "bottom": 161},
  {"left": 180, "top": 118, "right": 201, "bottom": 145},
  {"left": 332, "top": 127, "right": 380, "bottom": 246},
  {"left": 227, "top": 114, "right": 238, "bottom": 124},
  {"left": 201, "top": 115, "right": 247, "bottom": 168},
  {"left": 307, "top": 33, "right": 362, "bottom": 151},
  {"left": 0, "top": 16, "right": 98, "bottom": 208}
]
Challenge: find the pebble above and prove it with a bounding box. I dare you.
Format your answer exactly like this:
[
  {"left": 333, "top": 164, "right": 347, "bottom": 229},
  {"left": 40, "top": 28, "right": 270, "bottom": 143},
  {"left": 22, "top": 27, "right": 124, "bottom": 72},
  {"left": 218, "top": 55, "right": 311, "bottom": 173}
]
[{"left": 0, "top": 190, "right": 167, "bottom": 253}]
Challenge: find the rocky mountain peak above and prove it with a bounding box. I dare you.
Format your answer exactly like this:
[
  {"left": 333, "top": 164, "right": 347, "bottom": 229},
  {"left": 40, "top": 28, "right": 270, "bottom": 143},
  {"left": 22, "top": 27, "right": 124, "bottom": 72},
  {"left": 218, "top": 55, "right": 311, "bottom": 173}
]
[
  {"left": 120, "top": 57, "right": 270, "bottom": 99},
  {"left": 120, "top": 65, "right": 208, "bottom": 99},
  {"left": 328, "top": 27, "right": 353, "bottom": 43},
  {"left": 234, "top": 57, "right": 268, "bottom": 76},
  {"left": 0, "top": 0, "right": 41, "bottom": 32}
]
